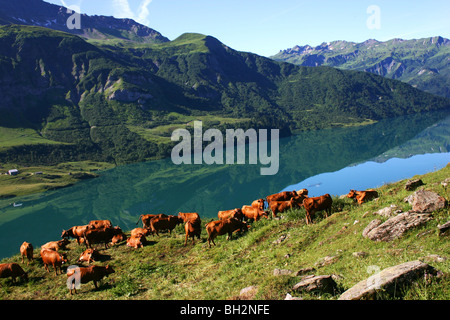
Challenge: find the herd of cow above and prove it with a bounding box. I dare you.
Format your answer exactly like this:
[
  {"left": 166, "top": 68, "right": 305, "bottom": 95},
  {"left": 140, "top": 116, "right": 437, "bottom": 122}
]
[{"left": 0, "top": 187, "right": 379, "bottom": 294}]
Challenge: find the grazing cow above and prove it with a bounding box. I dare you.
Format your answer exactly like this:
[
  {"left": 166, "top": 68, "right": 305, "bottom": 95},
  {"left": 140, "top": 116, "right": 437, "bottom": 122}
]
[
  {"left": 266, "top": 190, "right": 298, "bottom": 203},
  {"left": 88, "top": 220, "right": 112, "bottom": 230},
  {"left": 136, "top": 214, "right": 167, "bottom": 228},
  {"left": 178, "top": 212, "right": 200, "bottom": 223},
  {"left": 67, "top": 265, "right": 115, "bottom": 294},
  {"left": 218, "top": 208, "right": 244, "bottom": 221},
  {"left": 62, "top": 225, "right": 89, "bottom": 244},
  {"left": 302, "top": 194, "right": 333, "bottom": 225},
  {"left": 0, "top": 263, "right": 28, "bottom": 283},
  {"left": 41, "top": 238, "right": 70, "bottom": 251},
  {"left": 347, "top": 189, "right": 379, "bottom": 205},
  {"left": 111, "top": 233, "right": 127, "bottom": 245},
  {"left": 150, "top": 215, "right": 183, "bottom": 236},
  {"left": 268, "top": 197, "right": 301, "bottom": 217},
  {"left": 241, "top": 205, "right": 268, "bottom": 222},
  {"left": 184, "top": 218, "right": 202, "bottom": 246},
  {"left": 40, "top": 249, "right": 68, "bottom": 275},
  {"left": 77, "top": 249, "right": 100, "bottom": 264},
  {"left": 130, "top": 227, "right": 151, "bottom": 238},
  {"left": 205, "top": 218, "right": 249, "bottom": 248},
  {"left": 251, "top": 199, "right": 265, "bottom": 211},
  {"left": 127, "top": 234, "right": 146, "bottom": 249},
  {"left": 20, "top": 242, "right": 33, "bottom": 265},
  {"left": 83, "top": 226, "right": 124, "bottom": 249}
]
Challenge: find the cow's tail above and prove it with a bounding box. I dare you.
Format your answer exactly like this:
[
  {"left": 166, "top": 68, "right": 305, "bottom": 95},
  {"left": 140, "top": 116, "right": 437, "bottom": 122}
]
[{"left": 136, "top": 214, "right": 143, "bottom": 225}]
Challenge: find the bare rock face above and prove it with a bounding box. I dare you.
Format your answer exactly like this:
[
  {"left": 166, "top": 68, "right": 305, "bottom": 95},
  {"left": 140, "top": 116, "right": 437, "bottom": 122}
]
[
  {"left": 339, "top": 260, "right": 439, "bottom": 300},
  {"left": 407, "top": 189, "right": 447, "bottom": 213},
  {"left": 363, "top": 211, "right": 432, "bottom": 242}
]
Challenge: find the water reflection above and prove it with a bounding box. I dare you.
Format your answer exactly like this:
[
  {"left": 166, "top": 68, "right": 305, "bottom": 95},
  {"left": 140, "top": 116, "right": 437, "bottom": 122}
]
[{"left": 0, "top": 111, "right": 449, "bottom": 259}]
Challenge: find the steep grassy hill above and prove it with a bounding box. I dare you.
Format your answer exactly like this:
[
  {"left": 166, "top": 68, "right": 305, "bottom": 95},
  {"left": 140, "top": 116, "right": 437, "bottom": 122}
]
[
  {"left": 0, "top": 164, "right": 448, "bottom": 300},
  {"left": 0, "top": 25, "right": 448, "bottom": 167}
]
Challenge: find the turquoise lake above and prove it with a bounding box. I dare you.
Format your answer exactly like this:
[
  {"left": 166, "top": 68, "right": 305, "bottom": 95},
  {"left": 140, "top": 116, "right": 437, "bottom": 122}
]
[{"left": 0, "top": 111, "right": 449, "bottom": 259}]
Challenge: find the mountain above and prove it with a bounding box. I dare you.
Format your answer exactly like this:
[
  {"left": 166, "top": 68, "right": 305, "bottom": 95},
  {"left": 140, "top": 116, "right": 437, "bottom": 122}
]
[
  {"left": 0, "top": 25, "right": 448, "bottom": 166},
  {"left": 0, "top": 1, "right": 448, "bottom": 166},
  {"left": 0, "top": 0, "right": 169, "bottom": 43},
  {"left": 271, "top": 37, "right": 450, "bottom": 98}
]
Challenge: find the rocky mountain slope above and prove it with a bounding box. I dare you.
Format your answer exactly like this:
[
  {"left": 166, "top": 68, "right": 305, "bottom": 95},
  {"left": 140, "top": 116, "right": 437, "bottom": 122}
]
[
  {"left": 271, "top": 37, "right": 450, "bottom": 98},
  {"left": 0, "top": 0, "right": 169, "bottom": 43}
]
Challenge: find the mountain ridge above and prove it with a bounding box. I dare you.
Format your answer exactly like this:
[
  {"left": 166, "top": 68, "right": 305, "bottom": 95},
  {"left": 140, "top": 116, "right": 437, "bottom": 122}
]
[
  {"left": 0, "top": 0, "right": 169, "bottom": 43},
  {"left": 271, "top": 36, "right": 450, "bottom": 98}
]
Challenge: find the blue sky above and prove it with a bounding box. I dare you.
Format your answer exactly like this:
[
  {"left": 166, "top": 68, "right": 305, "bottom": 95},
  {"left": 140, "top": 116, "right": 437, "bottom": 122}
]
[{"left": 47, "top": 0, "right": 450, "bottom": 56}]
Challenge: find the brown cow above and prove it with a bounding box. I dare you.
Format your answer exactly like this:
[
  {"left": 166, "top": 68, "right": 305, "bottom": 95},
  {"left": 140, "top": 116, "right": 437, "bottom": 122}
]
[
  {"left": 130, "top": 227, "right": 151, "bottom": 238},
  {"left": 266, "top": 190, "right": 298, "bottom": 203},
  {"left": 184, "top": 218, "right": 202, "bottom": 246},
  {"left": 67, "top": 265, "right": 115, "bottom": 294},
  {"left": 83, "top": 226, "right": 124, "bottom": 249},
  {"left": 40, "top": 249, "right": 68, "bottom": 275},
  {"left": 347, "top": 189, "right": 379, "bottom": 205},
  {"left": 136, "top": 214, "right": 167, "bottom": 228},
  {"left": 150, "top": 215, "right": 183, "bottom": 236},
  {"left": 88, "top": 220, "right": 112, "bottom": 229},
  {"left": 268, "top": 197, "right": 302, "bottom": 217},
  {"left": 178, "top": 212, "right": 200, "bottom": 223},
  {"left": 111, "top": 232, "right": 127, "bottom": 245},
  {"left": 127, "top": 234, "right": 146, "bottom": 249},
  {"left": 205, "top": 218, "right": 249, "bottom": 248},
  {"left": 77, "top": 249, "right": 100, "bottom": 264},
  {"left": 0, "top": 263, "right": 28, "bottom": 283},
  {"left": 296, "top": 189, "right": 309, "bottom": 197},
  {"left": 20, "top": 242, "right": 33, "bottom": 265},
  {"left": 251, "top": 198, "right": 265, "bottom": 211},
  {"left": 61, "top": 225, "right": 89, "bottom": 244},
  {"left": 241, "top": 205, "right": 268, "bottom": 221},
  {"left": 218, "top": 208, "right": 244, "bottom": 221},
  {"left": 41, "top": 238, "right": 70, "bottom": 251},
  {"left": 302, "top": 194, "right": 333, "bottom": 225}
]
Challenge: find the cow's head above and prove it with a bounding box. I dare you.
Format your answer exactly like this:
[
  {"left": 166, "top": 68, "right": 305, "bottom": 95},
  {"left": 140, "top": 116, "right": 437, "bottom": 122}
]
[
  {"left": 347, "top": 190, "right": 357, "bottom": 198},
  {"left": 105, "top": 265, "right": 115, "bottom": 275},
  {"left": 61, "top": 229, "right": 69, "bottom": 238}
]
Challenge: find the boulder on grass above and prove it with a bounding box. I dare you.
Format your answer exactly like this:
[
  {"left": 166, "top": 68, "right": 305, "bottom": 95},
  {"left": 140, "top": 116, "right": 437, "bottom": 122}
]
[
  {"left": 363, "top": 211, "right": 432, "bottom": 242},
  {"left": 339, "top": 260, "right": 439, "bottom": 300}
]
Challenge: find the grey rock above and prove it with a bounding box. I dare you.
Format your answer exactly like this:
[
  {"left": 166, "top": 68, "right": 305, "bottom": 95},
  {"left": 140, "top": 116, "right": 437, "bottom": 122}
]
[
  {"left": 363, "top": 211, "right": 432, "bottom": 242},
  {"left": 411, "top": 189, "right": 447, "bottom": 213},
  {"left": 239, "top": 286, "right": 258, "bottom": 300},
  {"left": 438, "top": 220, "right": 450, "bottom": 236},
  {"left": 405, "top": 179, "right": 424, "bottom": 191},
  {"left": 273, "top": 268, "right": 293, "bottom": 276},
  {"left": 339, "top": 260, "right": 439, "bottom": 300}
]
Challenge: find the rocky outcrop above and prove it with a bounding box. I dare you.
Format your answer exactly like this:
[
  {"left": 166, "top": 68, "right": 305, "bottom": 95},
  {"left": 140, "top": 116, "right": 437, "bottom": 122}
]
[
  {"left": 363, "top": 211, "right": 432, "bottom": 242},
  {"left": 405, "top": 179, "right": 424, "bottom": 191},
  {"left": 339, "top": 260, "right": 440, "bottom": 300},
  {"left": 408, "top": 190, "right": 447, "bottom": 213}
]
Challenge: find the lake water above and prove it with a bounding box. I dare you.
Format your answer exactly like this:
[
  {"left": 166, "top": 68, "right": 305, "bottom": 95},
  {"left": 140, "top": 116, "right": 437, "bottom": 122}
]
[{"left": 0, "top": 111, "right": 449, "bottom": 259}]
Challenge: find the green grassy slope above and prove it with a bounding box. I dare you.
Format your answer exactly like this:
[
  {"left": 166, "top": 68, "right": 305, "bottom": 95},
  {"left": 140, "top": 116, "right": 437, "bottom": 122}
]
[{"left": 1, "top": 164, "right": 448, "bottom": 300}]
